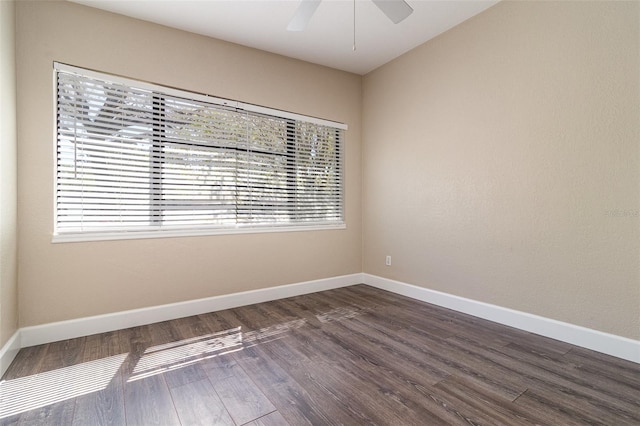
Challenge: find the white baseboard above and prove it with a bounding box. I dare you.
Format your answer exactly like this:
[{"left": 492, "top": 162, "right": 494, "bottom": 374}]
[
  {"left": 6, "top": 272, "right": 638, "bottom": 370},
  {"left": 0, "top": 331, "right": 21, "bottom": 377},
  {"left": 363, "top": 274, "right": 640, "bottom": 364},
  {"left": 20, "top": 273, "right": 363, "bottom": 348}
]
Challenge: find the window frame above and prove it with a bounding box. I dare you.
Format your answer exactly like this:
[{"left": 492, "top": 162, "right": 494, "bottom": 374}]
[{"left": 52, "top": 63, "right": 347, "bottom": 243}]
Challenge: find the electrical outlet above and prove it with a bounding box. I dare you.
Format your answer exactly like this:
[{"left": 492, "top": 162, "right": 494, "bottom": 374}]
[{"left": 385, "top": 255, "right": 391, "bottom": 266}]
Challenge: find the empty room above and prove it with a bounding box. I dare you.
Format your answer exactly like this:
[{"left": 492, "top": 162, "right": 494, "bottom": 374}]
[{"left": 1, "top": 0, "right": 639, "bottom": 424}]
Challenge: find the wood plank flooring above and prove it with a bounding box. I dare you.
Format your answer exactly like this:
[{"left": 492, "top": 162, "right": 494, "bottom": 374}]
[{"left": 1, "top": 284, "right": 639, "bottom": 425}]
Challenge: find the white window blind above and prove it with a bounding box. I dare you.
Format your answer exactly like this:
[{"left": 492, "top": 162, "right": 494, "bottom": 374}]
[{"left": 54, "top": 63, "right": 346, "bottom": 241}]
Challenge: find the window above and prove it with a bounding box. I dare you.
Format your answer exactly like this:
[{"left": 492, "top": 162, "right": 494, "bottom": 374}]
[{"left": 54, "top": 63, "right": 346, "bottom": 242}]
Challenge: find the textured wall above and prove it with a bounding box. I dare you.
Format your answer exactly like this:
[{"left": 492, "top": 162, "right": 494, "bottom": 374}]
[
  {"left": 363, "top": 1, "right": 640, "bottom": 339},
  {"left": 16, "top": 1, "right": 362, "bottom": 326},
  {"left": 0, "top": 0, "right": 18, "bottom": 347}
]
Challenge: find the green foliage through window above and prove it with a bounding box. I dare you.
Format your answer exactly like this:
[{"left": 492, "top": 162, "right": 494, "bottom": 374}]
[{"left": 54, "top": 64, "right": 345, "bottom": 239}]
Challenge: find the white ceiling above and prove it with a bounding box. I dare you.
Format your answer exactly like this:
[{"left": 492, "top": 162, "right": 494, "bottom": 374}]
[{"left": 70, "top": 0, "right": 499, "bottom": 75}]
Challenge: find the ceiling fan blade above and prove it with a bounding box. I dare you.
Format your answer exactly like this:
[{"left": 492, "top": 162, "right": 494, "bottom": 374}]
[
  {"left": 287, "top": 0, "right": 322, "bottom": 32},
  {"left": 372, "top": 0, "right": 414, "bottom": 24}
]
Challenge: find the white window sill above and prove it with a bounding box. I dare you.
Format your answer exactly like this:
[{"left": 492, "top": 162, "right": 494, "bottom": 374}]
[{"left": 52, "top": 223, "right": 347, "bottom": 244}]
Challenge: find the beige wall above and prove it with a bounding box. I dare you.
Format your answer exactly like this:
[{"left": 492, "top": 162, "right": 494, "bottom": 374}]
[
  {"left": 363, "top": 1, "right": 640, "bottom": 339},
  {"left": 16, "top": 1, "right": 362, "bottom": 327},
  {"left": 0, "top": 0, "right": 19, "bottom": 348}
]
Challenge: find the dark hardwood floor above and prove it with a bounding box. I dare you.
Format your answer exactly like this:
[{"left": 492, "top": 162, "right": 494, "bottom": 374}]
[{"left": 1, "top": 284, "right": 639, "bottom": 425}]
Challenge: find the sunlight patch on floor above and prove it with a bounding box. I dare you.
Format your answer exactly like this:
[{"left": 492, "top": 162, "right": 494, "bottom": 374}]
[
  {"left": 128, "top": 318, "right": 309, "bottom": 382},
  {"left": 129, "top": 327, "right": 244, "bottom": 382},
  {"left": 317, "top": 306, "right": 364, "bottom": 323},
  {"left": 0, "top": 353, "right": 127, "bottom": 419}
]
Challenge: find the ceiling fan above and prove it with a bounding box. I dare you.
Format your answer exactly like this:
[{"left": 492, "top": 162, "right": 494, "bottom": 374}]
[{"left": 287, "top": 0, "right": 414, "bottom": 32}]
